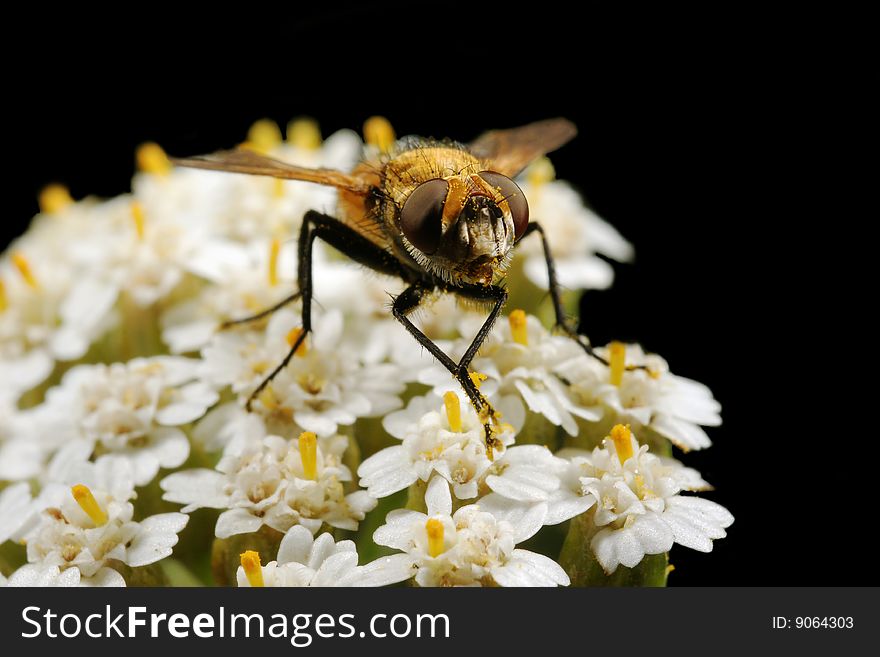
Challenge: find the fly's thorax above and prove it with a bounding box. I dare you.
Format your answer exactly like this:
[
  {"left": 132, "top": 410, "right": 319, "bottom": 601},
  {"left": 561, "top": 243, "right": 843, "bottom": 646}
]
[{"left": 381, "top": 144, "right": 528, "bottom": 286}]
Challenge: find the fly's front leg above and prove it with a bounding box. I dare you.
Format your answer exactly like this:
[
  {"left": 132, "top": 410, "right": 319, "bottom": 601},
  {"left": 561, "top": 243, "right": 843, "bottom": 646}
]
[
  {"left": 246, "top": 210, "right": 409, "bottom": 411},
  {"left": 520, "top": 221, "right": 649, "bottom": 373},
  {"left": 392, "top": 282, "right": 508, "bottom": 456}
]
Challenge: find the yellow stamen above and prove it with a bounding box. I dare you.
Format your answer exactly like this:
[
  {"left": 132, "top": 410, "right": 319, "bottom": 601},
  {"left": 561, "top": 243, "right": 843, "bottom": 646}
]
[
  {"left": 527, "top": 156, "right": 556, "bottom": 188},
  {"left": 287, "top": 117, "right": 322, "bottom": 150},
  {"left": 246, "top": 119, "right": 282, "bottom": 154},
  {"left": 240, "top": 551, "right": 264, "bottom": 587},
  {"left": 508, "top": 309, "right": 528, "bottom": 346},
  {"left": 0, "top": 279, "right": 6, "bottom": 312},
  {"left": 443, "top": 391, "right": 462, "bottom": 432},
  {"left": 285, "top": 327, "right": 307, "bottom": 356},
  {"left": 363, "top": 116, "right": 395, "bottom": 153},
  {"left": 268, "top": 237, "right": 281, "bottom": 287},
  {"left": 665, "top": 564, "right": 676, "bottom": 576},
  {"left": 136, "top": 142, "right": 172, "bottom": 176},
  {"left": 71, "top": 485, "right": 107, "bottom": 526},
  {"left": 426, "top": 518, "right": 445, "bottom": 558},
  {"left": 469, "top": 371, "right": 488, "bottom": 389},
  {"left": 257, "top": 387, "right": 279, "bottom": 411},
  {"left": 131, "top": 202, "right": 146, "bottom": 240},
  {"left": 299, "top": 431, "right": 318, "bottom": 480},
  {"left": 609, "top": 341, "right": 626, "bottom": 386},
  {"left": 11, "top": 252, "right": 38, "bottom": 289},
  {"left": 273, "top": 177, "right": 285, "bottom": 198},
  {"left": 610, "top": 424, "right": 634, "bottom": 464},
  {"left": 39, "top": 184, "right": 74, "bottom": 215}
]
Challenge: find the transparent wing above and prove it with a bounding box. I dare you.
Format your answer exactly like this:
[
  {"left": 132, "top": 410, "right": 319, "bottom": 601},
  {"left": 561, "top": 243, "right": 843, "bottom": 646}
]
[
  {"left": 469, "top": 118, "right": 577, "bottom": 177},
  {"left": 171, "top": 149, "right": 371, "bottom": 194}
]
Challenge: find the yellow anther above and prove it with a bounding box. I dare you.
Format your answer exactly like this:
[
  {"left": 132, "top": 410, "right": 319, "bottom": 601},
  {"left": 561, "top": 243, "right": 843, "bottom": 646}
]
[
  {"left": 363, "top": 116, "right": 396, "bottom": 153},
  {"left": 287, "top": 117, "right": 322, "bottom": 150},
  {"left": 665, "top": 564, "right": 676, "bottom": 576},
  {"left": 443, "top": 391, "right": 462, "bottom": 433},
  {"left": 247, "top": 118, "right": 283, "bottom": 154},
  {"left": 610, "top": 424, "right": 634, "bottom": 464},
  {"left": 527, "top": 157, "right": 556, "bottom": 188},
  {"left": 273, "top": 177, "right": 285, "bottom": 198},
  {"left": 285, "top": 327, "right": 308, "bottom": 356},
  {"left": 240, "top": 551, "right": 264, "bottom": 587},
  {"left": 11, "top": 252, "right": 38, "bottom": 289},
  {"left": 508, "top": 309, "right": 528, "bottom": 346},
  {"left": 136, "top": 142, "right": 172, "bottom": 176},
  {"left": 426, "top": 518, "right": 445, "bottom": 558},
  {"left": 469, "top": 371, "right": 488, "bottom": 389},
  {"left": 299, "top": 431, "right": 318, "bottom": 480},
  {"left": 71, "top": 485, "right": 107, "bottom": 526},
  {"left": 609, "top": 341, "right": 626, "bottom": 386},
  {"left": 257, "top": 387, "right": 279, "bottom": 411},
  {"left": 0, "top": 279, "right": 6, "bottom": 312},
  {"left": 268, "top": 237, "right": 281, "bottom": 287},
  {"left": 131, "top": 201, "right": 146, "bottom": 240},
  {"left": 39, "top": 184, "right": 74, "bottom": 215}
]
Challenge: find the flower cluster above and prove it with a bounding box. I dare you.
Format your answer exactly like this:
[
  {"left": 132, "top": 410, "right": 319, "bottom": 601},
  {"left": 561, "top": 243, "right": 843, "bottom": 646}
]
[{"left": 0, "top": 116, "right": 731, "bottom": 587}]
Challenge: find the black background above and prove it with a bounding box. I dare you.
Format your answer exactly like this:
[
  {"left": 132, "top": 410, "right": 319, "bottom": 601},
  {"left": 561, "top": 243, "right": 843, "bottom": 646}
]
[{"left": 1, "top": 7, "right": 863, "bottom": 585}]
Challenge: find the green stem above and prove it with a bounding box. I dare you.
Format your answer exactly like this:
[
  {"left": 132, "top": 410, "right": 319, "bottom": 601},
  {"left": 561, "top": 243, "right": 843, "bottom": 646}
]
[{"left": 559, "top": 512, "right": 669, "bottom": 587}]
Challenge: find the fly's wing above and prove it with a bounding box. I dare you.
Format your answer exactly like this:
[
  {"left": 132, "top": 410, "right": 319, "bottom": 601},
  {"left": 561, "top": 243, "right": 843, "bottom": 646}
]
[
  {"left": 468, "top": 118, "right": 577, "bottom": 178},
  {"left": 171, "top": 149, "right": 373, "bottom": 195}
]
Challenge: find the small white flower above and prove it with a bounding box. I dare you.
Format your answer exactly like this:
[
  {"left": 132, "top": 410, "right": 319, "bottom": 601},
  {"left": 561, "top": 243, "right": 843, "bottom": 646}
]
[
  {"left": 478, "top": 445, "right": 596, "bottom": 530},
  {"left": 359, "top": 392, "right": 515, "bottom": 500},
  {"left": 516, "top": 161, "right": 634, "bottom": 291},
  {"left": 200, "top": 308, "right": 403, "bottom": 437},
  {"left": 161, "top": 237, "right": 298, "bottom": 354},
  {"left": 0, "top": 246, "right": 116, "bottom": 400},
  {"left": 161, "top": 430, "right": 375, "bottom": 538},
  {"left": 6, "top": 563, "right": 125, "bottom": 587},
  {"left": 374, "top": 476, "right": 569, "bottom": 587},
  {"left": 574, "top": 424, "right": 732, "bottom": 574},
  {"left": 422, "top": 310, "right": 601, "bottom": 436},
  {"left": 236, "top": 525, "right": 415, "bottom": 587},
  {"left": 0, "top": 482, "right": 36, "bottom": 543},
  {"left": 38, "top": 356, "right": 218, "bottom": 485},
  {"left": 10, "top": 455, "right": 187, "bottom": 586},
  {"left": 561, "top": 342, "right": 722, "bottom": 450}
]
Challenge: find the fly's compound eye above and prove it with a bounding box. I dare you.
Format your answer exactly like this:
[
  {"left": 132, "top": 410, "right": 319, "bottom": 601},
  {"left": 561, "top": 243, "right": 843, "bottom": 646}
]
[
  {"left": 400, "top": 178, "right": 448, "bottom": 254},
  {"left": 478, "top": 171, "right": 529, "bottom": 240}
]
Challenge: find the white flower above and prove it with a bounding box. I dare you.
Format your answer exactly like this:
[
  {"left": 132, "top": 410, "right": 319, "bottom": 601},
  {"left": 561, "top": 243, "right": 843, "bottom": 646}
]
[
  {"left": 374, "top": 476, "right": 569, "bottom": 587},
  {"left": 422, "top": 311, "right": 601, "bottom": 436},
  {"left": 0, "top": 246, "right": 116, "bottom": 400},
  {"left": 161, "top": 430, "right": 375, "bottom": 538},
  {"left": 161, "top": 237, "right": 298, "bottom": 354},
  {"left": 478, "top": 445, "right": 596, "bottom": 530},
  {"left": 6, "top": 563, "right": 125, "bottom": 587},
  {"left": 0, "top": 482, "right": 36, "bottom": 543},
  {"left": 10, "top": 455, "right": 187, "bottom": 586},
  {"left": 574, "top": 424, "right": 732, "bottom": 574},
  {"left": 561, "top": 342, "right": 722, "bottom": 450},
  {"left": 359, "top": 392, "right": 515, "bottom": 500},
  {"left": 200, "top": 307, "right": 403, "bottom": 437},
  {"left": 236, "top": 525, "right": 414, "bottom": 587},
  {"left": 516, "top": 161, "right": 633, "bottom": 290},
  {"left": 38, "top": 356, "right": 217, "bottom": 485}
]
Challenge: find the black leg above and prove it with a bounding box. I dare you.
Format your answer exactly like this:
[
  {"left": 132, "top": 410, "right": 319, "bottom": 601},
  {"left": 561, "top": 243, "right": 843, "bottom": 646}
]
[
  {"left": 520, "top": 221, "right": 647, "bottom": 371},
  {"left": 245, "top": 210, "right": 410, "bottom": 410},
  {"left": 220, "top": 290, "right": 302, "bottom": 329},
  {"left": 392, "top": 282, "right": 509, "bottom": 455}
]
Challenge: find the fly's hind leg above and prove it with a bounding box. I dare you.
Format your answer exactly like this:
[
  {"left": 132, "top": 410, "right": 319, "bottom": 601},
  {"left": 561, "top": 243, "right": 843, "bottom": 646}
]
[
  {"left": 521, "top": 221, "right": 649, "bottom": 373},
  {"left": 392, "top": 282, "right": 509, "bottom": 456},
  {"left": 245, "top": 210, "right": 409, "bottom": 411}
]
